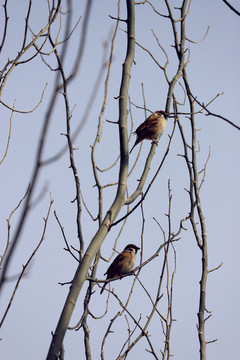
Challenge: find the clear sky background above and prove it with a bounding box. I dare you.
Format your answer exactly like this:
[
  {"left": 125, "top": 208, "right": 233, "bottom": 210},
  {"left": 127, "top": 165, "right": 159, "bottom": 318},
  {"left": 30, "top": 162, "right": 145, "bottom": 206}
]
[{"left": 0, "top": 1, "right": 240, "bottom": 359}]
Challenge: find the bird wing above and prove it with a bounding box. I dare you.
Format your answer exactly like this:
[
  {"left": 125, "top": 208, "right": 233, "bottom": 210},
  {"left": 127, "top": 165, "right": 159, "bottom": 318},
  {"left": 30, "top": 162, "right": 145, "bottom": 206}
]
[
  {"left": 104, "top": 253, "right": 124, "bottom": 275},
  {"left": 134, "top": 118, "right": 160, "bottom": 135},
  {"left": 134, "top": 113, "right": 159, "bottom": 133},
  {"left": 133, "top": 120, "right": 148, "bottom": 134},
  {"left": 104, "top": 253, "right": 127, "bottom": 278}
]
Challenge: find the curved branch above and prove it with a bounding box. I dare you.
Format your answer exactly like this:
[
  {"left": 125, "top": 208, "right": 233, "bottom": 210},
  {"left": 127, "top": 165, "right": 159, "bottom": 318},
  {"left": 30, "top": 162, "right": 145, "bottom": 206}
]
[
  {"left": 0, "top": 0, "right": 9, "bottom": 53},
  {"left": 46, "top": 1, "right": 135, "bottom": 358},
  {"left": 0, "top": 83, "right": 48, "bottom": 114},
  {"left": 0, "top": 99, "right": 14, "bottom": 165},
  {"left": 0, "top": 1, "right": 61, "bottom": 96},
  {"left": 112, "top": 119, "right": 176, "bottom": 226},
  {"left": 186, "top": 26, "right": 210, "bottom": 44},
  {"left": 0, "top": 196, "right": 54, "bottom": 328},
  {"left": 123, "top": 0, "right": 187, "bottom": 210},
  {"left": 222, "top": 0, "right": 240, "bottom": 16},
  {"left": 0, "top": 0, "right": 66, "bottom": 293}
]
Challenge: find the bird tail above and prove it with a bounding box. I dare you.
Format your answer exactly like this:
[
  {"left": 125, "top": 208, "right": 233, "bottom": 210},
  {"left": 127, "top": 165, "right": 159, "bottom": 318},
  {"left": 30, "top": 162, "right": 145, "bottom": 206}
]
[
  {"left": 129, "top": 139, "right": 139, "bottom": 154},
  {"left": 129, "top": 144, "right": 135, "bottom": 154},
  {"left": 100, "top": 281, "right": 107, "bottom": 294}
]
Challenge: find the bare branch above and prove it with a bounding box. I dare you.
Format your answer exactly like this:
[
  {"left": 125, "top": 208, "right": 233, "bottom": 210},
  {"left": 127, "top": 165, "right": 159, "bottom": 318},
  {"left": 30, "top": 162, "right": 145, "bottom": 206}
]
[
  {"left": 222, "top": 0, "right": 240, "bottom": 16},
  {"left": 0, "top": 184, "right": 30, "bottom": 269},
  {"left": 46, "top": 1, "right": 136, "bottom": 357},
  {"left": 186, "top": 26, "right": 210, "bottom": 44},
  {"left": 0, "top": 83, "right": 48, "bottom": 114},
  {"left": 0, "top": 195, "right": 54, "bottom": 328},
  {"left": 208, "top": 262, "right": 223, "bottom": 273},
  {"left": 0, "top": 0, "right": 9, "bottom": 53},
  {"left": 0, "top": 99, "right": 14, "bottom": 165},
  {"left": 54, "top": 211, "right": 80, "bottom": 263}
]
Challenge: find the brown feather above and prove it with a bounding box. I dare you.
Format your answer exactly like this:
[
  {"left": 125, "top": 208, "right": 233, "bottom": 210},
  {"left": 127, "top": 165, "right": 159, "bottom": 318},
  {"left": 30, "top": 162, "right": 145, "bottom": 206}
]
[
  {"left": 100, "top": 244, "right": 140, "bottom": 294},
  {"left": 130, "top": 111, "right": 167, "bottom": 153}
]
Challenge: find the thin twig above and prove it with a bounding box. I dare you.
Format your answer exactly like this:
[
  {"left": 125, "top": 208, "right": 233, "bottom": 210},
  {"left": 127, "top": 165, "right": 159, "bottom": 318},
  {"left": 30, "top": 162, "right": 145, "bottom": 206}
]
[{"left": 0, "top": 196, "right": 54, "bottom": 328}]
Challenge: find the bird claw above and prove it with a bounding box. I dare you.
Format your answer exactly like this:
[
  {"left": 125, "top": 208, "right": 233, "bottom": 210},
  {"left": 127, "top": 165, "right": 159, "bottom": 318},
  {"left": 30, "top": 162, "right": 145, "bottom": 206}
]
[{"left": 151, "top": 139, "right": 158, "bottom": 145}]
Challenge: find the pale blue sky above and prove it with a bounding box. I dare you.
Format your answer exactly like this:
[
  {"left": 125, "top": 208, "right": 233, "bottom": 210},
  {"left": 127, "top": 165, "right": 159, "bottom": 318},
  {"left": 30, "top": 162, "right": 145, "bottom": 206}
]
[{"left": 1, "top": 1, "right": 240, "bottom": 359}]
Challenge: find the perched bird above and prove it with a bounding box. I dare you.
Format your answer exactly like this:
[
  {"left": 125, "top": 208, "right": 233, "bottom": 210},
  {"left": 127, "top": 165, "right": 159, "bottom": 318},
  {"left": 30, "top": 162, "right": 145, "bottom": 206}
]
[
  {"left": 100, "top": 244, "right": 140, "bottom": 294},
  {"left": 130, "top": 110, "right": 168, "bottom": 153}
]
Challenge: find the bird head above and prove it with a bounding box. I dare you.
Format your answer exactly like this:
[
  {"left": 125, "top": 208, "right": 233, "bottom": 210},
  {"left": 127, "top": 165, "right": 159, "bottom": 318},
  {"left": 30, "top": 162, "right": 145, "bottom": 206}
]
[
  {"left": 155, "top": 110, "right": 169, "bottom": 118},
  {"left": 124, "top": 244, "right": 140, "bottom": 254}
]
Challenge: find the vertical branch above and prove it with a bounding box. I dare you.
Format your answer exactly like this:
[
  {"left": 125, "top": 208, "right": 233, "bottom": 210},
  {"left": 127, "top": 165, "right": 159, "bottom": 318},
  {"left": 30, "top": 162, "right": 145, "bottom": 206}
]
[
  {"left": 191, "top": 113, "right": 208, "bottom": 360},
  {"left": 196, "top": 162, "right": 208, "bottom": 360},
  {"left": 21, "top": 0, "right": 32, "bottom": 50},
  {"left": 81, "top": 6, "right": 121, "bottom": 357},
  {"left": 0, "top": 0, "right": 9, "bottom": 53},
  {"left": 181, "top": 66, "right": 208, "bottom": 359},
  {"left": 46, "top": 1, "right": 135, "bottom": 358},
  {"left": 0, "top": 1, "right": 63, "bottom": 292},
  {"left": 0, "top": 100, "right": 15, "bottom": 165},
  {"left": 0, "top": 196, "right": 54, "bottom": 328},
  {"left": 161, "top": 180, "right": 176, "bottom": 360},
  {"left": 0, "top": 1, "right": 61, "bottom": 95},
  {"left": 176, "top": 63, "right": 207, "bottom": 360},
  {"left": 47, "top": 0, "right": 86, "bottom": 262},
  {"left": 166, "top": 2, "right": 208, "bottom": 358},
  {"left": 0, "top": 185, "right": 30, "bottom": 269},
  {"left": 49, "top": 39, "right": 85, "bottom": 262},
  {"left": 165, "top": 0, "right": 187, "bottom": 111},
  {"left": 122, "top": 0, "right": 187, "bottom": 209},
  {"left": 177, "top": 81, "right": 208, "bottom": 360}
]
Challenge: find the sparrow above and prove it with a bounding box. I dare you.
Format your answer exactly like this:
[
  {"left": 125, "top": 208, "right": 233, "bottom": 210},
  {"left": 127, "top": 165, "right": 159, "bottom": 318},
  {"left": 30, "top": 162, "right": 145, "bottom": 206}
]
[
  {"left": 129, "top": 110, "right": 168, "bottom": 153},
  {"left": 100, "top": 244, "right": 140, "bottom": 294}
]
